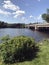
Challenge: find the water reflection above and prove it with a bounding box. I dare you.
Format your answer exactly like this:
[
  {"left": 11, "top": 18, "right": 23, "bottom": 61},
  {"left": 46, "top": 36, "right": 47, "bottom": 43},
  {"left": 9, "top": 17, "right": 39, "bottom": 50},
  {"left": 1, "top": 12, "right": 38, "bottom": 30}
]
[{"left": 0, "top": 28, "right": 49, "bottom": 42}]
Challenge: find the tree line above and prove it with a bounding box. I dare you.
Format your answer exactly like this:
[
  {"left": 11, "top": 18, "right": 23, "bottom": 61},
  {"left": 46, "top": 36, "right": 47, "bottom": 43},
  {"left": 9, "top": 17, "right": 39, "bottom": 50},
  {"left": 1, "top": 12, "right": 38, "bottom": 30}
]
[{"left": 0, "top": 21, "right": 25, "bottom": 28}]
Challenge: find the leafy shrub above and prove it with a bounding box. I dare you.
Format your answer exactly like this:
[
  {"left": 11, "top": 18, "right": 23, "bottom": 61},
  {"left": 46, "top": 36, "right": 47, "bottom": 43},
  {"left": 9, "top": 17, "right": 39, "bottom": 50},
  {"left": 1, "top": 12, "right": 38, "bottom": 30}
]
[
  {"left": 0, "top": 36, "right": 39, "bottom": 64},
  {"left": 1, "top": 35, "right": 10, "bottom": 41}
]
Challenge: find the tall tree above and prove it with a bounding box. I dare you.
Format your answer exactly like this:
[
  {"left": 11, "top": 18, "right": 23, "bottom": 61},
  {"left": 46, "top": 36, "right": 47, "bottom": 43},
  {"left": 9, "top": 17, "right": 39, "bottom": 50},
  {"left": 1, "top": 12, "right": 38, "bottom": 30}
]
[{"left": 42, "top": 9, "right": 49, "bottom": 23}]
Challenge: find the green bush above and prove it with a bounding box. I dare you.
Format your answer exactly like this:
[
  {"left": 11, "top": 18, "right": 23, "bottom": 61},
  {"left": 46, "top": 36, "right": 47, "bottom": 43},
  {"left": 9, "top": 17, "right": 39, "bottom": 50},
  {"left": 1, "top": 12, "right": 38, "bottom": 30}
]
[
  {"left": 1, "top": 35, "right": 10, "bottom": 41},
  {"left": 0, "top": 36, "right": 38, "bottom": 64}
]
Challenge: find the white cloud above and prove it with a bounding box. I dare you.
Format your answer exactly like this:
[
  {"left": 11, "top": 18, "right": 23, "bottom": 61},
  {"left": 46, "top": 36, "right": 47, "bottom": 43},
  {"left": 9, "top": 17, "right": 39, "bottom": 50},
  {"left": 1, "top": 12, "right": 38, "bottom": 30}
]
[
  {"left": 30, "top": 15, "right": 41, "bottom": 20},
  {"left": 0, "top": 9, "right": 11, "bottom": 15},
  {"left": 1, "top": 0, "right": 25, "bottom": 18},
  {"left": 29, "top": 15, "right": 42, "bottom": 23},
  {"left": 37, "top": 15, "right": 41, "bottom": 20},
  {"left": 16, "top": 10, "right": 25, "bottom": 15},
  {"left": 3, "top": 0, "right": 20, "bottom": 11},
  {"left": 30, "top": 15, "right": 33, "bottom": 18},
  {"left": 13, "top": 10, "right": 25, "bottom": 18},
  {"left": 2, "top": 0, "right": 25, "bottom": 18}
]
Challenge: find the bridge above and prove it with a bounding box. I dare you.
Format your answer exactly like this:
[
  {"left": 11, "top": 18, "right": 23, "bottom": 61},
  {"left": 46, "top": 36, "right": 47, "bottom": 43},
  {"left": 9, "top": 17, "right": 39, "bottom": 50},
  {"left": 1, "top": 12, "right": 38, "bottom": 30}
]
[{"left": 26, "top": 23, "right": 49, "bottom": 31}]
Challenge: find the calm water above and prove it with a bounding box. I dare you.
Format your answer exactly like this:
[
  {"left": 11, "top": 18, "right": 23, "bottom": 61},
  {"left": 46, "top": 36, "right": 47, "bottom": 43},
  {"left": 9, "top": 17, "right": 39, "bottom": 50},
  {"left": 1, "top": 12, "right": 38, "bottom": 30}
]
[{"left": 0, "top": 28, "right": 49, "bottom": 42}]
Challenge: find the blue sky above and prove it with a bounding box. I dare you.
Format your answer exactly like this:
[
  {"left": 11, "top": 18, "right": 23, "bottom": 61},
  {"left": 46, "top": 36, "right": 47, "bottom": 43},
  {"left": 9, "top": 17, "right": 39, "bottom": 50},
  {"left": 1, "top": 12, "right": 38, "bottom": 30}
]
[{"left": 0, "top": 0, "right": 49, "bottom": 23}]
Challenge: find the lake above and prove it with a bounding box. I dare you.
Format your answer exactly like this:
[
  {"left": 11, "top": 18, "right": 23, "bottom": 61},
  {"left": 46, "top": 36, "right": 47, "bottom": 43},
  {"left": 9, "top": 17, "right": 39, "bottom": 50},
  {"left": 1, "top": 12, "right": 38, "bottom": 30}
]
[{"left": 0, "top": 28, "right": 49, "bottom": 42}]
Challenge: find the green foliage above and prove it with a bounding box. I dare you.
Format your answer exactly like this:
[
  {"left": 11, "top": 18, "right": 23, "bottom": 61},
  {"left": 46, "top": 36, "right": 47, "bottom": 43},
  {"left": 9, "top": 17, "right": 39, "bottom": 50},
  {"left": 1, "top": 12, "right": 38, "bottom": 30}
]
[
  {"left": 1, "top": 37, "right": 49, "bottom": 65},
  {"left": 0, "top": 21, "right": 7, "bottom": 28},
  {"left": 42, "top": 9, "right": 49, "bottom": 23},
  {"left": 42, "top": 14, "right": 49, "bottom": 22},
  {"left": 0, "top": 21, "right": 25, "bottom": 28},
  {"left": 1, "top": 35, "right": 10, "bottom": 41},
  {"left": 0, "top": 36, "right": 38, "bottom": 64},
  {"left": 42, "top": 14, "right": 47, "bottom": 20}
]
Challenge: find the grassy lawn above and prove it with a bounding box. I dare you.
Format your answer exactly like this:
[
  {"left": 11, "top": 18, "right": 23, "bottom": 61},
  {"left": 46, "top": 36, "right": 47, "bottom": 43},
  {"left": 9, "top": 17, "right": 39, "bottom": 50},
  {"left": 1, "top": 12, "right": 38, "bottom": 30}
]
[{"left": 0, "top": 38, "right": 49, "bottom": 65}]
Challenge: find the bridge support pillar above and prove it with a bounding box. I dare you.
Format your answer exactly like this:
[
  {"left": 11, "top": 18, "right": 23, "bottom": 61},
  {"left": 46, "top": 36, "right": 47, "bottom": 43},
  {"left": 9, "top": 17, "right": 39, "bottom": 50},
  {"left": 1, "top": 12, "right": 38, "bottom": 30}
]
[{"left": 35, "top": 25, "right": 38, "bottom": 30}]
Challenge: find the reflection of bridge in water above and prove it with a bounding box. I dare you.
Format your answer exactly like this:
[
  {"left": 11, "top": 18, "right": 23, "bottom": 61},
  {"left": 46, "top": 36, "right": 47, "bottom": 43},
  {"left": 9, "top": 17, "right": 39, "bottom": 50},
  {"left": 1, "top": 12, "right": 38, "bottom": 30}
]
[{"left": 26, "top": 23, "right": 49, "bottom": 31}]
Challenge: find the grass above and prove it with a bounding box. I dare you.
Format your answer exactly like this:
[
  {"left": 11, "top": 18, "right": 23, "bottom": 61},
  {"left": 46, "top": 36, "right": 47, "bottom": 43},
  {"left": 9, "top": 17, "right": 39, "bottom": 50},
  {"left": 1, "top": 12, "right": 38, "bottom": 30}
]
[{"left": 0, "top": 39, "right": 49, "bottom": 65}]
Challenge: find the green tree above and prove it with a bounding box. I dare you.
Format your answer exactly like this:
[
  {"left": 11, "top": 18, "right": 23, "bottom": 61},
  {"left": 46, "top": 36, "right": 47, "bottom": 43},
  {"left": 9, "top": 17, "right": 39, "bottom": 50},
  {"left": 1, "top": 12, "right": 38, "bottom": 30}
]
[{"left": 42, "top": 9, "right": 49, "bottom": 23}]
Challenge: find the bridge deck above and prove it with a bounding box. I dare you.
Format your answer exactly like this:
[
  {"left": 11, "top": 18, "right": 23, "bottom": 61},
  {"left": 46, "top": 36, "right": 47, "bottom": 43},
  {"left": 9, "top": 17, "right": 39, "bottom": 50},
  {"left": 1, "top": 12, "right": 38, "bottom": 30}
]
[
  {"left": 27, "top": 23, "right": 49, "bottom": 27},
  {"left": 26, "top": 23, "right": 49, "bottom": 30}
]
